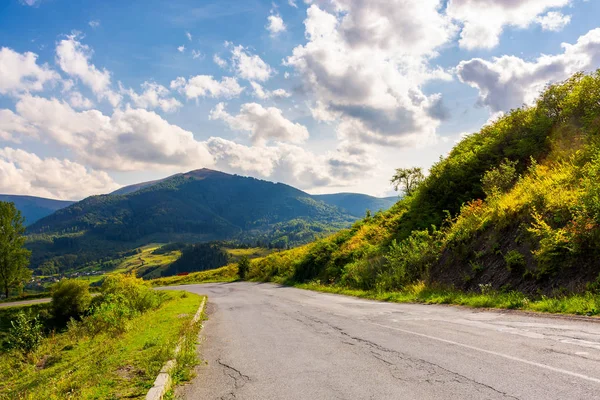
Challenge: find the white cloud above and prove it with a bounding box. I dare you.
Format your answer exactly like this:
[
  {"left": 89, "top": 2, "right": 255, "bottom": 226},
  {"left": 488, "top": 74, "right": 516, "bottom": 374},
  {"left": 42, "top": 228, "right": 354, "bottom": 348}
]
[
  {"left": 0, "top": 47, "right": 59, "bottom": 95},
  {"left": 0, "top": 147, "right": 119, "bottom": 200},
  {"left": 285, "top": 3, "right": 453, "bottom": 148},
  {"left": 19, "top": 0, "right": 41, "bottom": 6},
  {"left": 0, "top": 109, "right": 37, "bottom": 142},
  {"left": 89, "top": 20, "right": 100, "bottom": 28},
  {"left": 250, "top": 81, "right": 291, "bottom": 99},
  {"left": 288, "top": 0, "right": 298, "bottom": 8},
  {"left": 447, "top": 0, "right": 571, "bottom": 50},
  {"left": 55, "top": 34, "right": 121, "bottom": 107},
  {"left": 66, "top": 91, "right": 94, "bottom": 110},
  {"left": 209, "top": 102, "right": 309, "bottom": 145},
  {"left": 170, "top": 75, "right": 244, "bottom": 99},
  {"left": 186, "top": 32, "right": 192, "bottom": 41},
  {"left": 206, "top": 137, "right": 377, "bottom": 189},
  {"left": 178, "top": 45, "right": 185, "bottom": 53},
  {"left": 121, "top": 81, "right": 182, "bottom": 113},
  {"left": 230, "top": 45, "right": 274, "bottom": 82},
  {"left": 191, "top": 50, "right": 203, "bottom": 59},
  {"left": 213, "top": 54, "right": 228, "bottom": 68},
  {"left": 12, "top": 95, "right": 215, "bottom": 171},
  {"left": 267, "top": 14, "right": 287, "bottom": 37},
  {"left": 535, "top": 11, "right": 571, "bottom": 32},
  {"left": 456, "top": 28, "right": 600, "bottom": 113}
]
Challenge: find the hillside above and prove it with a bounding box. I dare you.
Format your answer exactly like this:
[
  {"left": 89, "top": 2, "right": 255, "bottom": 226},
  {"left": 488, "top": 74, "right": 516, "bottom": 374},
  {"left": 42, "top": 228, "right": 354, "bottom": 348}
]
[
  {"left": 26, "top": 169, "right": 355, "bottom": 272},
  {"left": 0, "top": 195, "right": 75, "bottom": 225},
  {"left": 312, "top": 193, "right": 397, "bottom": 217},
  {"left": 248, "top": 71, "right": 600, "bottom": 296}
]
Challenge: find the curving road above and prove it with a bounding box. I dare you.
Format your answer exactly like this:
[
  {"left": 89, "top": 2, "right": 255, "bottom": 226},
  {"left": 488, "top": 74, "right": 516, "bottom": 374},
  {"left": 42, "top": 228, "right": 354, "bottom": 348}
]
[{"left": 169, "top": 282, "right": 600, "bottom": 400}]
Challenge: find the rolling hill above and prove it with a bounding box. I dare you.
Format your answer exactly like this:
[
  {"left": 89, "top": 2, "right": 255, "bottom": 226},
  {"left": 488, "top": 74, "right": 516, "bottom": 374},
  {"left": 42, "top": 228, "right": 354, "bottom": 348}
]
[
  {"left": 0, "top": 195, "right": 75, "bottom": 225},
  {"left": 25, "top": 169, "right": 357, "bottom": 272},
  {"left": 313, "top": 193, "right": 398, "bottom": 217}
]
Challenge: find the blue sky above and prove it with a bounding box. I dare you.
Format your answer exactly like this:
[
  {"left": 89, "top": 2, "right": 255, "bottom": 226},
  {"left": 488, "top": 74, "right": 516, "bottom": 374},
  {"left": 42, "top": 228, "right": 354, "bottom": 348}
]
[{"left": 1, "top": 0, "right": 599, "bottom": 199}]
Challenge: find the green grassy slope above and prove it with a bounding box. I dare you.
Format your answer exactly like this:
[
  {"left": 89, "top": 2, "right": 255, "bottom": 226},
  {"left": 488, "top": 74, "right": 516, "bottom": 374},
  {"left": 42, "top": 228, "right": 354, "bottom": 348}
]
[{"left": 248, "top": 71, "right": 600, "bottom": 297}]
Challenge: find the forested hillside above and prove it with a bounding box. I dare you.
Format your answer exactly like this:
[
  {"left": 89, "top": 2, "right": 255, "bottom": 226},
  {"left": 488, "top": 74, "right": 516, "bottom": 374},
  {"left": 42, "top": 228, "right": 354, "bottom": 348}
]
[
  {"left": 0, "top": 195, "right": 74, "bottom": 225},
  {"left": 249, "top": 71, "right": 600, "bottom": 295},
  {"left": 25, "top": 169, "right": 355, "bottom": 272}
]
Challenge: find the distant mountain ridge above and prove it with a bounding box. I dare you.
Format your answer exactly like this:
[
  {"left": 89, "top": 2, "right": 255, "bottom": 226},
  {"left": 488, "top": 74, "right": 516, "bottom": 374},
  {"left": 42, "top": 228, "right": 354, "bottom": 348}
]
[
  {"left": 24, "top": 169, "right": 358, "bottom": 271},
  {"left": 313, "top": 193, "right": 397, "bottom": 217},
  {"left": 0, "top": 195, "right": 75, "bottom": 225}
]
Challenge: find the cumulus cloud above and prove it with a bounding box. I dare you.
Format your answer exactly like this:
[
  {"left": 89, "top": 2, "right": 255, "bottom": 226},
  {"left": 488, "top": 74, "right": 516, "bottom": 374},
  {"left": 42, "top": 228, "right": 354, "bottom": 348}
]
[
  {"left": 121, "top": 81, "right": 182, "bottom": 112},
  {"left": 191, "top": 50, "right": 203, "bottom": 60},
  {"left": 206, "top": 137, "right": 377, "bottom": 189},
  {"left": 0, "top": 47, "right": 59, "bottom": 95},
  {"left": 285, "top": 2, "right": 452, "bottom": 148},
  {"left": 0, "top": 109, "right": 37, "bottom": 142},
  {"left": 170, "top": 75, "right": 244, "bottom": 99},
  {"left": 250, "top": 81, "right": 291, "bottom": 100},
  {"left": 213, "top": 54, "right": 228, "bottom": 68},
  {"left": 55, "top": 34, "right": 121, "bottom": 107},
  {"left": 267, "top": 14, "right": 287, "bottom": 37},
  {"left": 89, "top": 20, "right": 100, "bottom": 28},
  {"left": 230, "top": 45, "right": 274, "bottom": 82},
  {"left": 535, "top": 11, "right": 571, "bottom": 32},
  {"left": 456, "top": 28, "right": 600, "bottom": 113},
  {"left": 66, "top": 91, "right": 94, "bottom": 109},
  {"left": 186, "top": 32, "right": 192, "bottom": 41},
  {"left": 0, "top": 147, "right": 119, "bottom": 200},
  {"left": 177, "top": 45, "right": 185, "bottom": 53},
  {"left": 209, "top": 102, "right": 309, "bottom": 145},
  {"left": 447, "top": 0, "right": 571, "bottom": 50},
  {"left": 12, "top": 95, "right": 214, "bottom": 171}
]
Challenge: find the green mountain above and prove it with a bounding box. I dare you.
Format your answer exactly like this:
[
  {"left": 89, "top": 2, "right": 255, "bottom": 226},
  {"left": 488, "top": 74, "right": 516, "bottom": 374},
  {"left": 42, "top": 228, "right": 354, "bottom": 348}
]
[
  {"left": 0, "top": 195, "right": 75, "bottom": 225},
  {"left": 313, "top": 193, "right": 398, "bottom": 217},
  {"left": 26, "top": 169, "right": 356, "bottom": 273},
  {"left": 250, "top": 70, "right": 600, "bottom": 296}
]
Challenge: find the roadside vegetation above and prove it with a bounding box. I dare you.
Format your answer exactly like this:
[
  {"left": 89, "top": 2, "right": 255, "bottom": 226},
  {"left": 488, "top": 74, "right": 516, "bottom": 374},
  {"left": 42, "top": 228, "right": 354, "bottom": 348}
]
[
  {"left": 0, "top": 274, "right": 204, "bottom": 399},
  {"left": 239, "top": 71, "right": 600, "bottom": 316}
]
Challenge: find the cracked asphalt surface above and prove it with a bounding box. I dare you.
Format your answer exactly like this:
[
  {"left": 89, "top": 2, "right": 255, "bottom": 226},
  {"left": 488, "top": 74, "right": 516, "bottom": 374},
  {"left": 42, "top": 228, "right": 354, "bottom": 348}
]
[{"left": 170, "top": 282, "right": 600, "bottom": 400}]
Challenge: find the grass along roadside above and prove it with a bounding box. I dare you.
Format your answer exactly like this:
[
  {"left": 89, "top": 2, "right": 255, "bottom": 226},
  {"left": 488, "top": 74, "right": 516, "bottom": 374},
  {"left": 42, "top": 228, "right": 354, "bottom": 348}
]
[
  {"left": 150, "top": 265, "right": 238, "bottom": 287},
  {"left": 0, "top": 291, "right": 204, "bottom": 399},
  {"left": 291, "top": 281, "right": 600, "bottom": 317}
]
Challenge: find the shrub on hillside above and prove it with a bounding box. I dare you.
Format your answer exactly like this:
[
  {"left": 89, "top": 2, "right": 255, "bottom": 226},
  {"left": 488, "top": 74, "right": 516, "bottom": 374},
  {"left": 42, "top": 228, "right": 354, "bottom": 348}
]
[
  {"left": 482, "top": 159, "right": 519, "bottom": 198},
  {"left": 100, "top": 273, "right": 161, "bottom": 313},
  {"left": 51, "top": 279, "right": 92, "bottom": 324},
  {"left": 6, "top": 312, "right": 44, "bottom": 354},
  {"left": 237, "top": 256, "right": 250, "bottom": 280}
]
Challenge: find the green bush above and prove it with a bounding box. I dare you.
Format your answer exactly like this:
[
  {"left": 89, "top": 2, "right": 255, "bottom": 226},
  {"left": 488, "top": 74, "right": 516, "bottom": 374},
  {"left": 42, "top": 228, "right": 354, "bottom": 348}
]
[
  {"left": 504, "top": 250, "right": 526, "bottom": 272},
  {"left": 51, "top": 279, "right": 92, "bottom": 324},
  {"left": 384, "top": 230, "right": 441, "bottom": 289},
  {"left": 100, "top": 273, "right": 161, "bottom": 313},
  {"left": 482, "top": 159, "right": 519, "bottom": 197},
  {"left": 237, "top": 256, "right": 250, "bottom": 280},
  {"left": 7, "top": 311, "right": 44, "bottom": 354}
]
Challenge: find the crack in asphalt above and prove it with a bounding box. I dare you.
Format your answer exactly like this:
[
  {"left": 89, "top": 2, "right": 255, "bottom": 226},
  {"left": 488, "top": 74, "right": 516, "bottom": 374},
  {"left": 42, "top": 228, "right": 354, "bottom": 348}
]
[
  {"left": 290, "top": 310, "right": 521, "bottom": 399},
  {"left": 217, "top": 359, "right": 250, "bottom": 399}
]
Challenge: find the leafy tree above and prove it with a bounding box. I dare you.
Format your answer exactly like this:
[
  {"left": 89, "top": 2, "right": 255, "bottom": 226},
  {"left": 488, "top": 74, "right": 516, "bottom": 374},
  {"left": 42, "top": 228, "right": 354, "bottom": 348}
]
[
  {"left": 391, "top": 167, "right": 425, "bottom": 196},
  {"left": 51, "top": 279, "right": 92, "bottom": 323},
  {"left": 0, "top": 201, "right": 32, "bottom": 298},
  {"left": 237, "top": 256, "right": 250, "bottom": 280}
]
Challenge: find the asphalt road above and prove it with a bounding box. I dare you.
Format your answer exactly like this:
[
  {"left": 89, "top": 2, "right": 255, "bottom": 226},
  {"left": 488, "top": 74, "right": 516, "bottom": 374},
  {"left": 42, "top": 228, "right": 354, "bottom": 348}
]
[
  {"left": 170, "top": 282, "right": 600, "bottom": 400},
  {"left": 0, "top": 297, "right": 51, "bottom": 308}
]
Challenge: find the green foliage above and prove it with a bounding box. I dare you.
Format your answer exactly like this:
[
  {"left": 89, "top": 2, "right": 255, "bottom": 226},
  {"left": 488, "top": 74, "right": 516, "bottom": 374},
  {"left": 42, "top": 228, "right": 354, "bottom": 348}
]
[
  {"left": 0, "top": 202, "right": 32, "bottom": 298},
  {"left": 383, "top": 230, "right": 441, "bottom": 288},
  {"left": 391, "top": 167, "right": 425, "bottom": 196},
  {"left": 164, "top": 243, "right": 229, "bottom": 276},
  {"left": 237, "top": 256, "right": 250, "bottom": 280},
  {"left": 482, "top": 159, "right": 519, "bottom": 197},
  {"left": 6, "top": 312, "right": 44, "bottom": 354},
  {"left": 51, "top": 279, "right": 92, "bottom": 323},
  {"left": 504, "top": 250, "right": 526, "bottom": 272},
  {"left": 99, "top": 274, "right": 161, "bottom": 314}
]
